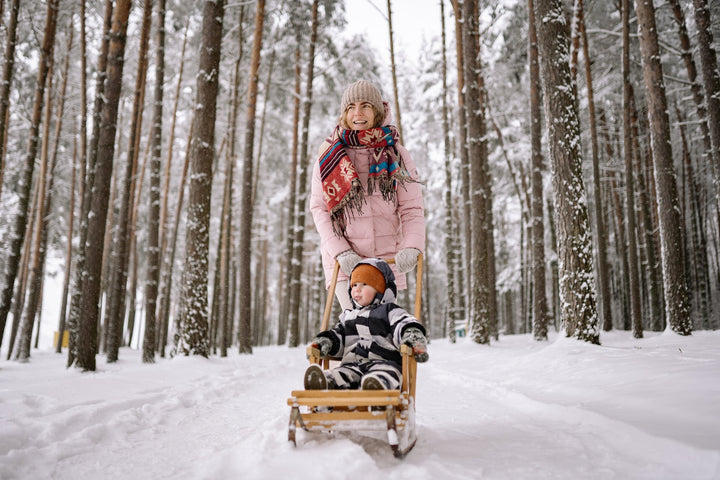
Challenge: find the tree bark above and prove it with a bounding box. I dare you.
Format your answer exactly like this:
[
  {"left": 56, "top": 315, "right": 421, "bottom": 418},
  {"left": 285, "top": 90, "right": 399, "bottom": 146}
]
[
  {"left": 528, "top": 0, "right": 548, "bottom": 341},
  {"left": 287, "top": 0, "right": 319, "bottom": 349},
  {"left": 0, "top": 0, "right": 20, "bottom": 204},
  {"left": 692, "top": 0, "right": 720, "bottom": 243},
  {"left": 462, "top": 0, "right": 492, "bottom": 344},
  {"left": 106, "top": 0, "right": 153, "bottom": 363},
  {"left": 143, "top": 0, "right": 166, "bottom": 363},
  {"left": 534, "top": 0, "right": 599, "bottom": 343},
  {"left": 176, "top": 0, "right": 225, "bottom": 357},
  {"left": 237, "top": 0, "right": 264, "bottom": 354},
  {"left": 0, "top": 0, "right": 59, "bottom": 357},
  {"left": 634, "top": 0, "right": 691, "bottom": 335},
  {"left": 73, "top": 0, "right": 132, "bottom": 371},
  {"left": 67, "top": 0, "right": 114, "bottom": 368},
  {"left": 621, "top": 0, "right": 643, "bottom": 339}
]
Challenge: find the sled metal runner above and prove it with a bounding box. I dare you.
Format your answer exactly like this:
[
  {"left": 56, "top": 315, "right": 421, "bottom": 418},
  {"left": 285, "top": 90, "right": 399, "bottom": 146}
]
[{"left": 287, "top": 255, "right": 423, "bottom": 458}]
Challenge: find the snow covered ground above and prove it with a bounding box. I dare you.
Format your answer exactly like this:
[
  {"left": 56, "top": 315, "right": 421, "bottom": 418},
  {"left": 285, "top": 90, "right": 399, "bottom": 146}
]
[{"left": 2, "top": 329, "right": 719, "bottom": 479}]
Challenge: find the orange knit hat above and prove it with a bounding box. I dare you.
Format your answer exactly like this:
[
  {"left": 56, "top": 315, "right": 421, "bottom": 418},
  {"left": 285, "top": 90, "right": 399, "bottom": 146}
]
[{"left": 350, "top": 263, "right": 386, "bottom": 294}]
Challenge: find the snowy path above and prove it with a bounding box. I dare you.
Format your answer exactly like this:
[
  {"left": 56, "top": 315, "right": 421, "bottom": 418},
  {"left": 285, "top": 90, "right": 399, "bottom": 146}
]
[{"left": 2, "top": 331, "right": 719, "bottom": 479}]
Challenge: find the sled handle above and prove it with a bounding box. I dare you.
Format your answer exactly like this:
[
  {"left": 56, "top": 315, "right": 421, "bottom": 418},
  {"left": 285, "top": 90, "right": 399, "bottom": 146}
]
[
  {"left": 320, "top": 255, "right": 423, "bottom": 332},
  {"left": 320, "top": 261, "right": 341, "bottom": 332}
]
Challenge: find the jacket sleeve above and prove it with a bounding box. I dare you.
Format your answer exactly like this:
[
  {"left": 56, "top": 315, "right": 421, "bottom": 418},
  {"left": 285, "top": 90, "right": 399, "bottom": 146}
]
[
  {"left": 395, "top": 145, "right": 425, "bottom": 253},
  {"left": 309, "top": 142, "right": 352, "bottom": 260},
  {"left": 317, "top": 317, "right": 346, "bottom": 357},
  {"left": 387, "top": 304, "right": 427, "bottom": 348}
]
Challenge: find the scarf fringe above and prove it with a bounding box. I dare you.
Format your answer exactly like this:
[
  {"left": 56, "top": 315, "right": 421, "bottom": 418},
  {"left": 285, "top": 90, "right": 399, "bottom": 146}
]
[{"left": 320, "top": 125, "right": 417, "bottom": 237}]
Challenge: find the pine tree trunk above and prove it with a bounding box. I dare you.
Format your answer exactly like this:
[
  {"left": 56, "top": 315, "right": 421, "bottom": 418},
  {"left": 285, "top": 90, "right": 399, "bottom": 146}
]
[
  {"left": 67, "top": 0, "right": 114, "bottom": 368},
  {"left": 176, "top": 0, "right": 225, "bottom": 357},
  {"left": 105, "top": 0, "right": 152, "bottom": 362},
  {"left": 287, "top": 0, "right": 319, "bottom": 349},
  {"left": 142, "top": 0, "right": 165, "bottom": 363},
  {"left": 451, "top": 0, "right": 471, "bottom": 312},
  {"left": 278, "top": 40, "right": 301, "bottom": 345},
  {"left": 440, "top": 0, "right": 460, "bottom": 344},
  {"left": 57, "top": 128, "right": 79, "bottom": 353},
  {"left": 0, "top": 0, "right": 59, "bottom": 357},
  {"left": 16, "top": 69, "right": 55, "bottom": 362},
  {"left": 18, "top": 17, "right": 71, "bottom": 360},
  {"left": 0, "top": 0, "right": 20, "bottom": 204},
  {"left": 73, "top": 0, "right": 132, "bottom": 371},
  {"left": 634, "top": 0, "right": 692, "bottom": 335},
  {"left": 528, "top": 0, "right": 548, "bottom": 341},
  {"left": 237, "top": 0, "right": 264, "bottom": 354},
  {"left": 461, "top": 0, "right": 492, "bottom": 344},
  {"left": 534, "top": 0, "right": 599, "bottom": 343},
  {"left": 156, "top": 22, "right": 189, "bottom": 356},
  {"left": 575, "top": 0, "right": 612, "bottom": 335},
  {"left": 627, "top": 90, "right": 664, "bottom": 331},
  {"left": 621, "top": 0, "right": 643, "bottom": 339},
  {"left": 692, "top": 0, "right": 720, "bottom": 248},
  {"left": 159, "top": 119, "right": 193, "bottom": 357}
]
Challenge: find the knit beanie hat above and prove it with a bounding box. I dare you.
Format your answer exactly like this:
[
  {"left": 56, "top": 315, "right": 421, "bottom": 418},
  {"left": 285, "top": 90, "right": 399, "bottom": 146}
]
[
  {"left": 341, "top": 80, "right": 384, "bottom": 114},
  {"left": 350, "top": 263, "right": 386, "bottom": 294}
]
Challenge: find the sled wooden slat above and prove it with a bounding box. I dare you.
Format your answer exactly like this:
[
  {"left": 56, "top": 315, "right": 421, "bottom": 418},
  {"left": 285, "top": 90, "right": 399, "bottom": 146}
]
[
  {"left": 288, "top": 255, "right": 423, "bottom": 459},
  {"left": 288, "top": 390, "right": 404, "bottom": 408}
]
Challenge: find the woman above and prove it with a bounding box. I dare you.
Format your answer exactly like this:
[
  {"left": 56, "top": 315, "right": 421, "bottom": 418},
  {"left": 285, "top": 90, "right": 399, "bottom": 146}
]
[{"left": 309, "top": 80, "right": 425, "bottom": 309}]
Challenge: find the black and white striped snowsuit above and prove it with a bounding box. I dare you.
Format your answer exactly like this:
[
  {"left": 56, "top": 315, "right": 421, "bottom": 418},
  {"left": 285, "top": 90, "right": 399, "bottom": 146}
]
[{"left": 317, "top": 302, "right": 425, "bottom": 390}]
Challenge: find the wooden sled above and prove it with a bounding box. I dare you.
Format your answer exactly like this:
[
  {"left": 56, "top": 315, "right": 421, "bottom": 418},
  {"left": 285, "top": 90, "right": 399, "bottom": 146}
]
[{"left": 287, "top": 255, "right": 424, "bottom": 458}]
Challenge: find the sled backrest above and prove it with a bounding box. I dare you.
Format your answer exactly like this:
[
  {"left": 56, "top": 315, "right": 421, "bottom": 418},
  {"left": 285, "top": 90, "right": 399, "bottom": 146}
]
[
  {"left": 320, "top": 255, "right": 424, "bottom": 331},
  {"left": 313, "top": 255, "right": 424, "bottom": 398}
]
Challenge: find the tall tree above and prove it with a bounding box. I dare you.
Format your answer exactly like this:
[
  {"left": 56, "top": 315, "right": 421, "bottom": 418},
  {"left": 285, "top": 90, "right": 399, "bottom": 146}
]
[
  {"left": 440, "top": 0, "right": 461, "bottom": 343},
  {"left": 279, "top": 19, "right": 303, "bottom": 346},
  {"left": 67, "top": 0, "right": 114, "bottom": 368},
  {"left": 451, "top": 0, "right": 471, "bottom": 312},
  {"left": 143, "top": 0, "right": 166, "bottom": 363},
  {"left": 287, "top": 0, "right": 319, "bottom": 348},
  {"left": 156, "top": 21, "right": 189, "bottom": 356},
  {"left": 0, "top": 0, "right": 20, "bottom": 203},
  {"left": 573, "top": 0, "right": 612, "bottom": 335},
  {"left": 237, "top": 0, "right": 265, "bottom": 354},
  {"left": 72, "top": 0, "right": 133, "bottom": 371},
  {"left": 692, "top": 0, "right": 720, "bottom": 234},
  {"left": 462, "top": 0, "right": 492, "bottom": 344},
  {"left": 0, "top": 0, "right": 59, "bottom": 356},
  {"left": 16, "top": 15, "right": 73, "bottom": 361},
  {"left": 106, "top": 0, "right": 153, "bottom": 363},
  {"left": 534, "top": 0, "right": 599, "bottom": 343},
  {"left": 634, "top": 0, "right": 691, "bottom": 335},
  {"left": 528, "top": 0, "right": 548, "bottom": 341},
  {"left": 176, "top": 0, "right": 225, "bottom": 357},
  {"left": 622, "top": 0, "right": 643, "bottom": 339}
]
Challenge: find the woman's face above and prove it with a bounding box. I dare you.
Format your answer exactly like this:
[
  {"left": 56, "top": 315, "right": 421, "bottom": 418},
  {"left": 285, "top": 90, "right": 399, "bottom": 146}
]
[{"left": 345, "top": 101, "right": 376, "bottom": 130}]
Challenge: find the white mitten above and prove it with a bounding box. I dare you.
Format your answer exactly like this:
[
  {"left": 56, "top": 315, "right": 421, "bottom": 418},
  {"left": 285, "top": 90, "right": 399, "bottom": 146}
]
[
  {"left": 336, "top": 250, "right": 362, "bottom": 275},
  {"left": 394, "top": 248, "right": 420, "bottom": 273}
]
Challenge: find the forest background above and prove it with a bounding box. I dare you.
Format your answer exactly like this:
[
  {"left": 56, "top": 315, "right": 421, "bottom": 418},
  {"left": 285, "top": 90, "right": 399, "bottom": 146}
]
[{"left": 0, "top": 0, "right": 719, "bottom": 370}]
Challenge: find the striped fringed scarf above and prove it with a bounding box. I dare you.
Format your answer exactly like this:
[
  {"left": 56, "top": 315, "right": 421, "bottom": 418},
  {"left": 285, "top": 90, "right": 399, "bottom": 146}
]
[{"left": 319, "top": 125, "right": 409, "bottom": 236}]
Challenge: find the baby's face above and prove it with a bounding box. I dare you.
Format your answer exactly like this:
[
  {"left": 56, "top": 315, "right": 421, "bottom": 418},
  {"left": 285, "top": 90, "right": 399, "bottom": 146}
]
[{"left": 351, "top": 282, "right": 378, "bottom": 306}]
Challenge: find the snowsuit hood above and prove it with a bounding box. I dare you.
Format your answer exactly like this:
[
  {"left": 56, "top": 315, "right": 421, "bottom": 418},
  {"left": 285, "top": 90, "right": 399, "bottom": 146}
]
[{"left": 348, "top": 258, "right": 397, "bottom": 307}]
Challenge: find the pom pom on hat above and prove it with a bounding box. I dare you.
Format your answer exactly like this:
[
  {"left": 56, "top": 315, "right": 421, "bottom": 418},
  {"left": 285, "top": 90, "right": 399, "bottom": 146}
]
[
  {"left": 341, "top": 80, "right": 384, "bottom": 114},
  {"left": 350, "top": 263, "right": 386, "bottom": 294}
]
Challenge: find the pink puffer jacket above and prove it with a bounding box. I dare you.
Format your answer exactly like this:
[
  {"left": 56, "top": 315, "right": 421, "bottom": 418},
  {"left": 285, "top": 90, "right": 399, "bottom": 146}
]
[{"left": 309, "top": 134, "right": 425, "bottom": 291}]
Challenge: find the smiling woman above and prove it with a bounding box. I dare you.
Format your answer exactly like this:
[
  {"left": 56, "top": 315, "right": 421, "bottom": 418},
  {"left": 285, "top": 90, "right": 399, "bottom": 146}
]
[{"left": 308, "top": 79, "right": 426, "bottom": 311}]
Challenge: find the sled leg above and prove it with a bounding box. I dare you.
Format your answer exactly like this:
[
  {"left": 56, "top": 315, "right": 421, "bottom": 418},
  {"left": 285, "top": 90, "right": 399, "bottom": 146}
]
[
  {"left": 386, "top": 406, "right": 417, "bottom": 459},
  {"left": 288, "top": 406, "right": 302, "bottom": 446}
]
